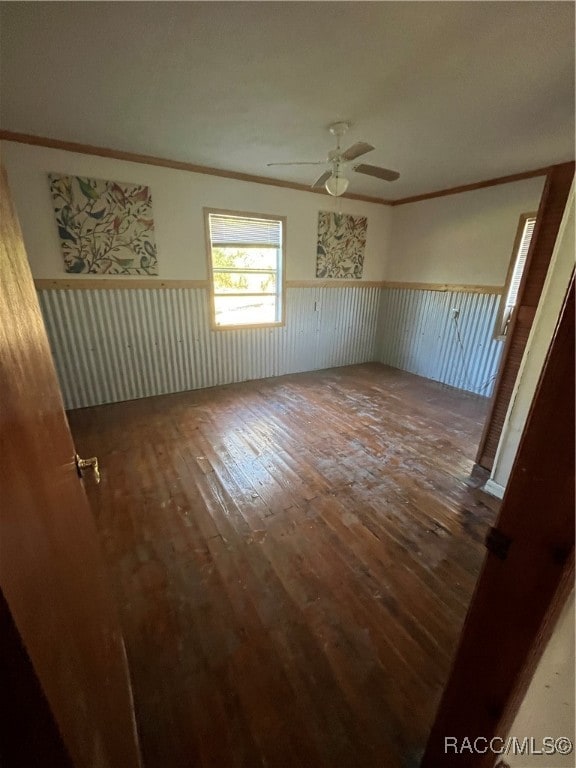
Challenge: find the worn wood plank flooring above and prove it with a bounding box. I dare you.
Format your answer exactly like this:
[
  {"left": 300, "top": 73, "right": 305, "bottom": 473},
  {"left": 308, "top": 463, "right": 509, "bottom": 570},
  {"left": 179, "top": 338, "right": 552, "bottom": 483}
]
[{"left": 68, "top": 363, "right": 496, "bottom": 768}]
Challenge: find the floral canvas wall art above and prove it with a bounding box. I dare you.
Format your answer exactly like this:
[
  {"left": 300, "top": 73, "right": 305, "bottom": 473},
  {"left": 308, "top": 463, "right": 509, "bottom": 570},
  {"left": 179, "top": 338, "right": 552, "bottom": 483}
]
[
  {"left": 316, "top": 211, "right": 368, "bottom": 279},
  {"left": 49, "top": 174, "right": 158, "bottom": 275}
]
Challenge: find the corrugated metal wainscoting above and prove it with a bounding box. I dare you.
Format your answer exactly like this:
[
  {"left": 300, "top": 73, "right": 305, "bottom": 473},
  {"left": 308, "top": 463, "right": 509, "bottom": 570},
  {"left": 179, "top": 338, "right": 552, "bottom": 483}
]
[
  {"left": 38, "top": 286, "right": 381, "bottom": 409},
  {"left": 377, "top": 288, "right": 504, "bottom": 396}
]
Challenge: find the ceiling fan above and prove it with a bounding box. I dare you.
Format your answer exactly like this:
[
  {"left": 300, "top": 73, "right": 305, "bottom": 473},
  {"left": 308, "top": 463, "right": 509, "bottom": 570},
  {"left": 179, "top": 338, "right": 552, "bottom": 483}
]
[{"left": 266, "top": 122, "right": 400, "bottom": 196}]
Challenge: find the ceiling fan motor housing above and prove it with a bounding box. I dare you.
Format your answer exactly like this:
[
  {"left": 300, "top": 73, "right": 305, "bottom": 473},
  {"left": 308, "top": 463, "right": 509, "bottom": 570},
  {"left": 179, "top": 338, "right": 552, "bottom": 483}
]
[
  {"left": 328, "top": 121, "right": 351, "bottom": 138},
  {"left": 266, "top": 120, "right": 399, "bottom": 194}
]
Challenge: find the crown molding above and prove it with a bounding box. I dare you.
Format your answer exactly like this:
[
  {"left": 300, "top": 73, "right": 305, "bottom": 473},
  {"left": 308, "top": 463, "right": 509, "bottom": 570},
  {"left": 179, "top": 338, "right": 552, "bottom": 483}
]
[
  {"left": 2, "top": 130, "right": 567, "bottom": 207},
  {"left": 390, "top": 166, "right": 557, "bottom": 206},
  {"left": 0, "top": 130, "right": 391, "bottom": 206}
]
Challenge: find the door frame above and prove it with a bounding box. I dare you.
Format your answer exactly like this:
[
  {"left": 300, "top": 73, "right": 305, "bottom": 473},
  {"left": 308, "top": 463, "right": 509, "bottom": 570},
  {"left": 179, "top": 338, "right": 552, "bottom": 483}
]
[
  {"left": 422, "top": 274, "right": 575, "bottom": 767},
  {"left": 477, "top": 162, "right": 575, "bottom": 469}
]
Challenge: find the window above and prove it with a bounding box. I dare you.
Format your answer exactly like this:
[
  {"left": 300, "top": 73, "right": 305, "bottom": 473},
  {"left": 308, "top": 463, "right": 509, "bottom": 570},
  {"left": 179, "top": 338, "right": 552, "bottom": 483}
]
[
  {"left": 205, "top": 209, "right": 285, "bottom": 329},
  {"left": 494, "top": 213, "right": 537, "bottom": 339}
]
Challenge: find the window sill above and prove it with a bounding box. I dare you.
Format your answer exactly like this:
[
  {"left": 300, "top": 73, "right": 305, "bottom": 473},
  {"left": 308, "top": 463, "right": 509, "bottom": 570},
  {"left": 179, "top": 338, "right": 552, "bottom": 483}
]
[{"left": 211, "top": 320, "right": 285, "bottom": 332}]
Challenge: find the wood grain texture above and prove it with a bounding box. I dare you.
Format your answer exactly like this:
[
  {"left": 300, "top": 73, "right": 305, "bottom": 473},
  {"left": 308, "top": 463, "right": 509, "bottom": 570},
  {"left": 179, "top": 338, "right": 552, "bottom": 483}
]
[
  {"left": 203, "top": 207, "right": 287, "bottom": 331},
  {"left": 0, "top": 131, "right": 390, "bottom": 205},
  {"left": 0, "top": 589, "right": 73, "bottom": 768},
  {"left": 33, "top": 279, "right": 387, "bottom": 291},
  {"left": 422, "top": 279, "right": 575, "bottom": 768},
  {"left": 68, "top": 363, "right": 496, "bottom": 768},
  {"left": 3, "top": 131, "right": 568, "bottom": 208},
  {"left": 477, "top": 162, "right": 574, "bottom": 469},
  {"left": 288, "top": 280, "right": 387, "bottom": 288},
  {"left": 0, "top": 168, "right": 142, "bottom": 767},
  {"left": 390, "top": 167, "right": 554, "bottom": 207},
  {"left": 34, "top": 278, "right": 209, "bottom": 290},
  {"left": 33, "top": 279, "right": 502, "bottom": 292},
  {"left": 381, "top": 281, "right": 503, "bottom": 294},
  {"left": 492, "top": 213, "right": 538, "bottom": 339}
]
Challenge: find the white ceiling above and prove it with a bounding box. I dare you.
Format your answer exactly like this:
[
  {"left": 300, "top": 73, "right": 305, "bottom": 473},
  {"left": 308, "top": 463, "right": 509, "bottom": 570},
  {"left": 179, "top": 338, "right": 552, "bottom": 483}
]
[{"left": 1, "top": 2, "right": 574, "bottom": 200}]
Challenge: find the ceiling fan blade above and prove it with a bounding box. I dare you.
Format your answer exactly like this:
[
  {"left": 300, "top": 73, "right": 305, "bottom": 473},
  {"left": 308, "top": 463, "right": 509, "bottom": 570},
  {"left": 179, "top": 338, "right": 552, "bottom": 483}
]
[
  {"left": 266, "top": 161, "right": 326, "bottom": 167},
  {"left": 311, "top": 170, "right": 332, "bottom": 189},
  {"left": 341, "top": 142, "right": 374, "bottom": 162},
  {"left": 353, "top": 163, "right": 400, "bottom": 182}
]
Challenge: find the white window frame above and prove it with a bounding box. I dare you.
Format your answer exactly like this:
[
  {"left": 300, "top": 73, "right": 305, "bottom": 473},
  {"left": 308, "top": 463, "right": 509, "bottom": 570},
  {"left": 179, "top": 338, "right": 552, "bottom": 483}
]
[
  {"left": 204, "top": 208, "right": 286, "bottom": 330},
  {"left": 494, "top": 212, "right": 537, "bottom": 340}
]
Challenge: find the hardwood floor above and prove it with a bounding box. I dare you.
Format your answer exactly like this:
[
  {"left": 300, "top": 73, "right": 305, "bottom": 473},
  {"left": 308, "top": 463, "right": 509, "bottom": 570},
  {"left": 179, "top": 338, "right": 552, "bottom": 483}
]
[{"left": 68, "top": 363, "right": 496, "bottom": 768}]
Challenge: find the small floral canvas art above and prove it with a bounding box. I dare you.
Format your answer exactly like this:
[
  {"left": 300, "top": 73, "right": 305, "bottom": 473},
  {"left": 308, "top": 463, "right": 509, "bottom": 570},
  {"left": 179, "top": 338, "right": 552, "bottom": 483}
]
[
  {"left": 316, "top": 211, "right": 368, "bottom": 279},
  {"left": 48, "top": 174, "right": 158, "bottom": 275}
]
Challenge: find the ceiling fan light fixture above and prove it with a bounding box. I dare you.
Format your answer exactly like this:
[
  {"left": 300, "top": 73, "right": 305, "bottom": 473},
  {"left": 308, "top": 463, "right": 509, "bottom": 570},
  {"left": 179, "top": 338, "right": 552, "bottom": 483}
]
[
  {"left": 268, "top": 121, "right": 399, "bottom": 193},
  {"left": 325, "top": 173, "right": 349, "bottom": 197}
]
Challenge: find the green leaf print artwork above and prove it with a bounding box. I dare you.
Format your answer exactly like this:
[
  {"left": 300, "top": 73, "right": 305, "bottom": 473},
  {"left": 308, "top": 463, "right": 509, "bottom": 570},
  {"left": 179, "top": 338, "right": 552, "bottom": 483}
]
[
  {"left": 316, "top": 211, "right": 367, "bottom": 279},
  {"left": 48, "top": 174, "right": 159, "bottom": 275}
]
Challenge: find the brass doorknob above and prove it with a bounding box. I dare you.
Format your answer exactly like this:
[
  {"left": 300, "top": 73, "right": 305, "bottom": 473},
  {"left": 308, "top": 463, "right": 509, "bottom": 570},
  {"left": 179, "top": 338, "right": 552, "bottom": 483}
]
[{"left": 75, "top": 454, "right": 101, "bottom": 484}]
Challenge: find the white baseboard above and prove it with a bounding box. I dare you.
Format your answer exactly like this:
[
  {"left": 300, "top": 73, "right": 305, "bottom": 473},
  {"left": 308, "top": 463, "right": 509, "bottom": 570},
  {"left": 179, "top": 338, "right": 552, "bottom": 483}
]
[{"left": 483, "top": 478, "right": 506, "bottom": 500}]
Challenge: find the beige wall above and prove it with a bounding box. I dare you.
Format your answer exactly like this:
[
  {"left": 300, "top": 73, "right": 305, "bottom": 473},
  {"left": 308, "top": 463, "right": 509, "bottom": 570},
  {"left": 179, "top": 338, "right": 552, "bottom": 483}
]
[
  {"left": 503, "top": 592, "right": 575, "bottom": 768},
  {"left": 2, "top": 139, "right": 548, "bottom": 289},
  {"left": 487, "top": 181, "right": 574, "bottom": 495},
  {"left": 388, "top": 177, "right": 545, "bottom": 286},
  {"left": 0, "top": 140, "right": 392, "bottom": 282},
  {"left": 488, "top": 186, "right": 574, "bottom": 761}
]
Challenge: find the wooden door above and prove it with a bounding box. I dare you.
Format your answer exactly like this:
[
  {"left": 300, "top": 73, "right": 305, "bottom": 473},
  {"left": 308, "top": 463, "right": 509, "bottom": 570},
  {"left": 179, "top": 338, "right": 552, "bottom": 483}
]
[
  {"left": 477, "top": 161, "right": 574, "bottom": 469},
  {"left": 0, "top": 168, "right": 142, "bottom": 768},
  {"left": 422, "top": 275, "right": 575, "bottom": 767}
]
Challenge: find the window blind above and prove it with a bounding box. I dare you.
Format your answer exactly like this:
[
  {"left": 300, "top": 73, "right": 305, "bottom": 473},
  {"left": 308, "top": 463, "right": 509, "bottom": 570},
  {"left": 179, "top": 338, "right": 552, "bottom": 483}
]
[
  {"left": 505, "top": 217, "right": 536, "bottom": 309},
  {"left": 209, "top": 214, "right": 282, "bottom": 248}
]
